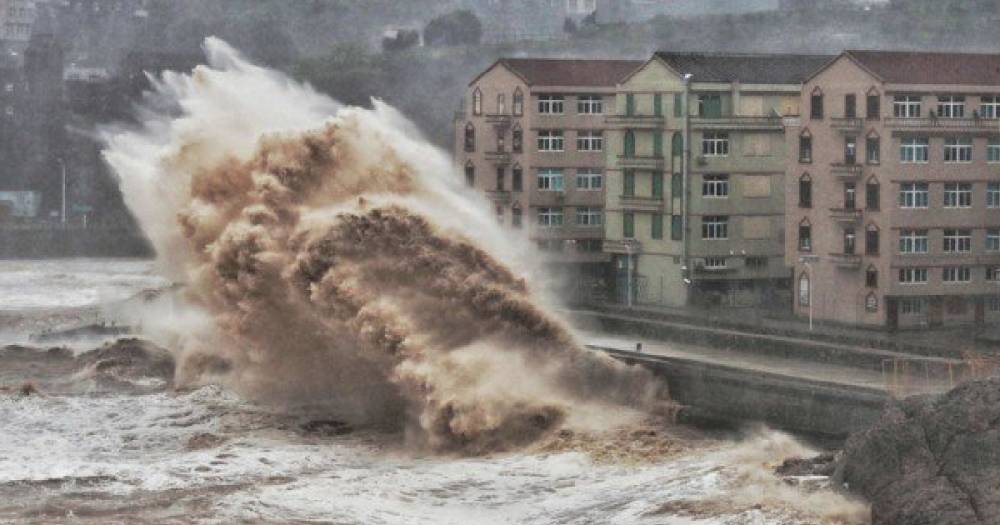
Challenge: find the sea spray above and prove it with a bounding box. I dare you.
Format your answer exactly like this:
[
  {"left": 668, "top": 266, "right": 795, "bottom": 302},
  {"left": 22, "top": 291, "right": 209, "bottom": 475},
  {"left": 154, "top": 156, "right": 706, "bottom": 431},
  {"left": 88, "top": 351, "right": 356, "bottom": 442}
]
[{"left": 102, "top": 39, "right": 669, "bottom": 452}]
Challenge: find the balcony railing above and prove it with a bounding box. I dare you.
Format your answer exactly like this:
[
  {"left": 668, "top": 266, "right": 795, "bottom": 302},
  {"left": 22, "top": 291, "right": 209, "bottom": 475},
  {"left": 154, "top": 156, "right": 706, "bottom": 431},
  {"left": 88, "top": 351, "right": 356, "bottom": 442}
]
[
  {"left": 617, "top": 155, "right": 666, "bottom": 169},
  {"left": 829, "top": 252, "right": 862, "bottom": 268},
  {"left": 603, "top": 239, "right": 642, "bottom": 254},
  {"left": 829, "top": 207, "right": 863, "bottom": 223},
  {"left": 605, "top": 114, "right": 666, "bottom": 128},
  {"left": 690, "top": 115, "right": 783, "bottom": 131},
  {"left": 484, "top": 151, "right": 511, "bottom": 164},
  {"left": 885, "top": 116, "right": 1000, "bottom": 130},
  {"left": 619, "top": 195, "right": 664, "bottom": 212},
  {"left": 830, "top": 163, "right": 863, "bottom": 179},
  {"left": 485, "top": 113, "right": 513, "bottom": 127},
  {"left": 485, "top": 190, "right": 512, "bottom": 203},
  {"left": 830, "top": 117, "right": 864, "bottom": 131}
]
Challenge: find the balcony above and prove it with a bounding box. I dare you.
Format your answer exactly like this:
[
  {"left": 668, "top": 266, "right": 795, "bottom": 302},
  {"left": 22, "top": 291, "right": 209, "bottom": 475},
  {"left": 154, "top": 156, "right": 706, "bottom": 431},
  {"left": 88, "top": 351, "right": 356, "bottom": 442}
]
[
  {"left": 485, "top": 190, "right": 512, "bottom": 204},
  {"left": 617, "top": 155, "right": 666, "bottom": 170},
  {"left": 604, "top": 239, "right": 642, "bottom": 254},
  {"left": 884, "top": 116, "right": 1000, "bottom": 132},
  {"left": 829, "top": 252, "right": 862, "bottom": 268},
  {"left": 690, "top": 115, "right": 783, "bottom": 131},
  {"left": 484, "top": 151, "right": 512, "bottom": 165},
  {"left": 830, "top": 117, "right": 864, "bottom": 131},
  {"left": 619, "top": 195, "right": 664, "bottom": 212},
  {"left": 605, "top": 114, "right": 665, "bottom": 129},
  {"left": 830, "top": 163, "right": 863, "bottom": 179},
  {"left": 528, "top": 191, "right": 566, "bottom": 207},
  {"left": 485, "top": 113, "right": 513, "bottom": 128},
  {"left": 829, "top": 207, "right": 863, "bottom": 223}
]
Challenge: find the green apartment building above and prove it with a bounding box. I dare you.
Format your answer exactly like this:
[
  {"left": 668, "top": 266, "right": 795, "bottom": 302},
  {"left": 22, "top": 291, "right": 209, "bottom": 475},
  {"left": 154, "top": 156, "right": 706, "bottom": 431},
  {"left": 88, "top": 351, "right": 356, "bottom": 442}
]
[{"left": 604, "top": 52, "right": 832, "bottom": 307}]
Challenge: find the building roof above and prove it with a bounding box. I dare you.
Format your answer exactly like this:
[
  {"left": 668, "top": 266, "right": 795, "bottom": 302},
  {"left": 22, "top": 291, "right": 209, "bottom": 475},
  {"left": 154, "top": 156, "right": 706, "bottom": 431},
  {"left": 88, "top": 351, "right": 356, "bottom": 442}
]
[
  {"left": 653, "top": 52, "right": 835, "bottom": 84},
  {"left": 472, "top": 58, "right": 643, "bottom": 87},
  {"left": 844, "top": 50, "right": 1000, "bottom": 85}
]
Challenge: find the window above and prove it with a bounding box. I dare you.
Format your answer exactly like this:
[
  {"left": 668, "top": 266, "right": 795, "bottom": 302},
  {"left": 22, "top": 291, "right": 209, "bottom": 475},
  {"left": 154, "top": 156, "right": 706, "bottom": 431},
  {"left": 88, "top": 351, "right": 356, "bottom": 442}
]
[
  {"left": 845, "top": 94, "right": 856, "bottom": 118},
  {"left": 987, "top": 229, "right": 1000, "bottom": 252},
  {"left": 512, "top": 206, "right": 522, "bottom": 228},
  {"left": 989, "top": 183, "right": 1000, "bottom": 208},
  {"left": 497, "top": 94, "right": 506, "bottom": 114},
  {"left": 703, "top": 257, "right": 727, "bottom": 270},
  {"left": 537, "top": 207, "right": 563, "bottom": 227},
  {"left": 651, "top": 213, "right": 663, "bottom": 239},
  {"left": 799, "top": 220, "right": 812, "bottom": 252},
  {"left": 625, "top": 93, "right": 635, "bottom": 116},
  {"left": 866, "top": 225, "right": 880, "bottom": 255},
  {"left": 512, "top": 88, "right": 524, "bottom": 116},
  {"left": 992, "top": 296, "right": 1000, "bottom": 312},
  {"left": 702, "top": 216, "right": 729, "bottom": 240},
  {"left": 653, "top": 132, "right": 664, "bottom": 157},
  {"left": 671, "top": 215, "right": 683, "bottom": 241},
  {"left": 845, "top": 136, "right": 858, "bottom": 165},
  {"left": 537, "top": 130, "right": 564, "bottom": 152},
  {"left": 810, "top": 90, "right": 824, "bottom": 119},
  {"left": 702, "top": 132, "right": 729, "bottom": 157},
  {"left": 512, "top": 126, "right": 523, "bottom": 152},
  {"left": 866, "top": 180, "right": 880, "bottom": 210},
  {"left": 623, "top": 130, "right": 636, "bottom": 157},
  {"left": 799, "top": 134, "right": 812, "bottom": 163},
  {"left": 799, "top": 273, "right": 810, "bottom": 306},
  {"left": 943, "top": 229, "right": 972, "bottom": 253},
  {"left": 866, "top": 266, "right": 878, "bottom": 288},
  {"left": 654, "top": 93, "right": 663, "bottom": 117},
  {"left": 900, "top": 297, "right": 928, "bottom": 315},
  {"left": 512, "top": 165, "right": 523, "bottom": 191},
  {"left": 867, "top": 93, "right": 880, "bottom": 119},
  {"left": 943, "top": 267, "right": 972, "bottom": 283},
  {"left": 981, "top": 96, "right": 1000, "bottom": 119},
  {"left": 576, "top": 207, "right": 602, "bottom": 227},
  {"left": 944, "top": 137, "right": 973, "bottom": 163},
  {"left": 575, "top": 169, "right": 602, "bottom": 190},
  {"left": 866, "top": 292, "right": 879, "bottom": 312},
  {"left": 900, "top": 138, "right": 929, "bottom": 163},
  {"left": 673, "top": 93, "right": 683, "bottom": 117},
  {"left": 464, "top": 163, "right": 475, "bottom": 187},
  {"left": 893, "top": 95, "right": 921, "bottom": 118},
  {"left": 652, "top": 172, "right": 664, "bottom": 199},
  {"left": 702, "top": 174, "right": 729, "bottom": 198},
  {"left": 937, "top": 95, "right": 965, "bottom": 118},
  {"left": 495, "top": 167, "right": 505, "bottom": 190},
  {"left": 899, "top": 183, "right": 929, "bottom": 208},
  {"left": 576, "top": 130, "right": 603, "bottom": 152},
  {"left": 623, "top": 170, "right": 635, "bottom": 196},
  {"left": 464, "top": 123, "right": 476, "bottom": 152},
  {"left": 495, "top": 205, "right": 504, "bottom": 224},
  {"left": 577, "top": 95, "right": 603, "bottom": 114},
  {"left": 537, "top": 169, "right": 564, "bottom": 191},
  {"left": 844, "top": 182, "right": 857, "bottom": 209},
  {"left": 472, "top": 88, "right": 482, "bottom": 115},
  {"left": 866, "top": 137, "right": 880, "bottom": 164},
  {"left": 844, "top": 228, "right": 857, "bottom": 254},
  {"left": 799, "top": 174, "right": 812, "bottom": 208},
  {"left": 697, "top": 94, "right": 722, "bottom": 118},
  {"left": 746, "top": 257, "right": 768, "bottom": 270},
  {"left": 623, "top": 212, "right": 635, "bottom": 238},
  {"left": 899, "top": 230, "right": 929, "bottom": 254},
  {"left": 943, "top": 183, "right": 972, "bottom": 208},
  {"left": 987, "top": 267, "right": 1000, "bottom": 283},
  {"left": 497, "top": 130, "right": 506, "bottom": 152},
  {"left": 538, "top": 95, "right": 564, "bottom": 114},
  {"left": 899, "top": 267, "right": 928, "bottom": 284},
  {"left": 989, "top": 138, "right": 1000, "bottom": 162},
  {"left": 671, "top": 173, "right": 682, "bottom": 198}
]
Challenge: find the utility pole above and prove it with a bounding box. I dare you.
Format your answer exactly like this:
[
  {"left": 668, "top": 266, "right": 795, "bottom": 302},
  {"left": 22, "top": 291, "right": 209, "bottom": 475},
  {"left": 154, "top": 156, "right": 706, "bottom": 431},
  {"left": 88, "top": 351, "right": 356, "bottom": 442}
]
[
  {"left": 681, "top": 73, "right": 693, "bottom": 297},
  {"left": 626, "top": 242, "right": 633, "bottom": 308},
  {"left": 57, "top": 157, "right": 66, "bottom": 225}
]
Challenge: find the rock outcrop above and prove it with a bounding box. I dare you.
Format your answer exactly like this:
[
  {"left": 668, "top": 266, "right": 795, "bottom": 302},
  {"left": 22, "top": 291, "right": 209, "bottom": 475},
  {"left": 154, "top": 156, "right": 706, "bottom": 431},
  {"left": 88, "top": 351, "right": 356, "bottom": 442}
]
[{"left": 835, "top": 377, "right": 1000, "bottom": 525}]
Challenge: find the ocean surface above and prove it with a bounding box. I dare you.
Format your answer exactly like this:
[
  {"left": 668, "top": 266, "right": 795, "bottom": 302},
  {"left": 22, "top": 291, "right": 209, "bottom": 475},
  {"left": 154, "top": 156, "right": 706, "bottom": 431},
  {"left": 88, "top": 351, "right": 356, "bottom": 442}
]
[{"left": 0, "top": 259, "right": 868, "bottom": 525}]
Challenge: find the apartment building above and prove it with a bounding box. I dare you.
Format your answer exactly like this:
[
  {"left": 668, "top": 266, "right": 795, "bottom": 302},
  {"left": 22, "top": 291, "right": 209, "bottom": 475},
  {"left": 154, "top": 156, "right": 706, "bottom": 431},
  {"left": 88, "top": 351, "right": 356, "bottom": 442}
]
[
  {"left": 604, "top": 52, "right": 831, "bottom": 307},
  {"left": 455, "top": 58, "right": 641, "bottom": 296},
  {"left": 786, "top": 50, "right": 1000, "bottom": 329}
]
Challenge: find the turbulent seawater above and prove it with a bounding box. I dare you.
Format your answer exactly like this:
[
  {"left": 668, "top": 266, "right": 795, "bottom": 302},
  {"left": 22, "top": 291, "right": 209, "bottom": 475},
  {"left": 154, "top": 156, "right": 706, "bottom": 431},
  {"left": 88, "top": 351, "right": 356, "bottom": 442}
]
[{"left": 0, "top": 260, "right": 869, "bottom": 525}]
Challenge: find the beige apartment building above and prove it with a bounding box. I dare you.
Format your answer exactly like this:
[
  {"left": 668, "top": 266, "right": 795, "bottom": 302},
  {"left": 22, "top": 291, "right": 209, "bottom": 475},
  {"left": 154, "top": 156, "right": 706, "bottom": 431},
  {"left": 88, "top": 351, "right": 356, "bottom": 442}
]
[
  {"left": 455, "top": 58, "right": 641, "bottom": 297},
  {"left": 603, "top": 52, "right": 831, "bottom": 307},
  {"left": 786, "top": 50, "right": 1000, "bottom": 329}
]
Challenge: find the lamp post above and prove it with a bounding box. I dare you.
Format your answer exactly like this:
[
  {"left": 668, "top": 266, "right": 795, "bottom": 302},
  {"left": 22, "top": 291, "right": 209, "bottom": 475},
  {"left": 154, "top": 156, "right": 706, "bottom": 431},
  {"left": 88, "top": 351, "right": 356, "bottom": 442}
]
[
  {"left": 56, "top": 157, "right": 66, "bottom": 225},
  {"left": 626, "top": 241, "right": 633, "bottom": 308},
  {"left": 681, "top": 73, "right": 693, "bottom": 299}
]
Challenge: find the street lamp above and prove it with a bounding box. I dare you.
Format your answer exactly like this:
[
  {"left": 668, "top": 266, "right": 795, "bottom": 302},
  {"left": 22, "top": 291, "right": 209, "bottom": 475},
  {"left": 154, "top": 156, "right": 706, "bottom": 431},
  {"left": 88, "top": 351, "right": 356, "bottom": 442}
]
[
  {"left": 681, "top": 73, "right": 693, "bottom": 297},
  {"left": 55, "top": 157, "right": 67, "bottom": 225}
]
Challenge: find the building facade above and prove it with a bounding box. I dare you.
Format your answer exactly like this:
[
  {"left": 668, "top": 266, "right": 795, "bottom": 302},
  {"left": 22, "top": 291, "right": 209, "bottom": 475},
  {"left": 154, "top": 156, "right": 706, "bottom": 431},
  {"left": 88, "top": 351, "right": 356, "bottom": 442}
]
[
  {"left": 456, "top": 58, "right": 641, "bottom": 300},
  {"left": 604, "top": 52, "right": 831, "bottom": 307},
  {"left": 786, "top": 50, "right": 1000, "bottom": 329}
]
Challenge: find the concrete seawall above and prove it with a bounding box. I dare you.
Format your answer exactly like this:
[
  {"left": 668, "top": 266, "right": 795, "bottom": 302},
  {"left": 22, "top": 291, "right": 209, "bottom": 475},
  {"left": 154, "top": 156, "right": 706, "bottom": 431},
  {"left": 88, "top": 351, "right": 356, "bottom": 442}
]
[
  {"left": 599, "top": 347, "right": 890, "bottom": 439},
  {"left": 0, "top": 227, "right": 153, "bottom": 258}
]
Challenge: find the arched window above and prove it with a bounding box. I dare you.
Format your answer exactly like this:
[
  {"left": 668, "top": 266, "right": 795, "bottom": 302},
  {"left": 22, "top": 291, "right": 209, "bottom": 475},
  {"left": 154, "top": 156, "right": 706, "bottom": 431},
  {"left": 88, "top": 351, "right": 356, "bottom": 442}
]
[
  {"left": 497, "top": 93, "right": 506, "bottom": 114},
  {"left": 623, "top": 129, "right": 636, "bottom": 157},
  {"left": 866, "top": 264, "right": 878, "bottom": 288},
  {"left": 866, "top": 175, "right": 880, "bottom": 210},
  {"left": 865, "top": 292, "right": 879, "bottom": 312},
  {"left": 810, "top": 86, "right": 824, "bottom": 119},
  {"left": 799, "top": 128, "right": 812, "bottom": 163},
  {"left": 512, "top": 88, "right": 524, "bottom": 116},
  {"left": 511, "top": 203, "right": 523, "bottom": 228},
  {"left": 512, "top": 163, "right": 523, "bottom": 191},
  {"left": 865, "top": 128, "right": 880, "bottom": 165},
  {"left": 512, "top": 123, "right": 523, "bottom": 153},
  {"left": 799, "top": 173, "right": 812, "bottom": 208},
  {"left": 865, "top": 223, "right": 880, "bottom": 256},
  {"left": 866, "top": 86, "right": 881, "bottom": 120},
  {"left": 798, "top": 218, "right": 812, "bottom": 252},
  {"left": 472, "top": 88, "right": 482, "bottom": 116},
  {"left": 464, "top": 161, "right": 475, "bottom": 187},
  {"left": 464, "top": 123, "right": 476, "bottom": 152},
  {"left": 799, "top": 272, "right": 810, "bottom": 307}
]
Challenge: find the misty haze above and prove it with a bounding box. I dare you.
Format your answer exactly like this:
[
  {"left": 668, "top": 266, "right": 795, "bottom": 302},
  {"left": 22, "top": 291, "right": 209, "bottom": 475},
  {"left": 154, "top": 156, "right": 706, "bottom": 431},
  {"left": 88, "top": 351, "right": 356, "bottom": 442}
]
[{"left": 0, "top": 1, "right": 998, "bottom": 524}]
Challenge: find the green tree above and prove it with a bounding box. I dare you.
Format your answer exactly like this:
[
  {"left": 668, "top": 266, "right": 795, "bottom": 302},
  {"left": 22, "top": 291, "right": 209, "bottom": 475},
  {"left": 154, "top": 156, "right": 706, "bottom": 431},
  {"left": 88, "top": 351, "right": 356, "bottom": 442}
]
[{"left": 423, "top": 10, "right": 482, "bottom": 47}]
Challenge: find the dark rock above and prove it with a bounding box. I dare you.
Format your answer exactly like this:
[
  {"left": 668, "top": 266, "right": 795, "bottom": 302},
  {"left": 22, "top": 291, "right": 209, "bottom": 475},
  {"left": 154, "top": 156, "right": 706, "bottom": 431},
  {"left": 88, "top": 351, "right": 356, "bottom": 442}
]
[
  {"left": 77, "top": 338, "right": 175, "bottom": 385},
  {"left": 300, "top": 419, "right": 353, "bottom": 436},
  {"left": 835, "top": 377, "right": 1000, "bottom": 525},
  {"left": 776, "top": 452, "right": 838, "bottom": 477}
]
